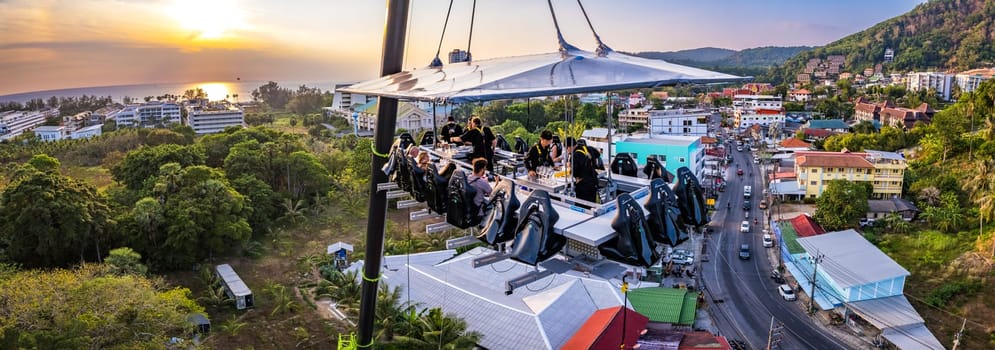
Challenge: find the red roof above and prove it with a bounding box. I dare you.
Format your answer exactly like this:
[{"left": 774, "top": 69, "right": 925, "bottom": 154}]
[
  {"left": 779, "top": 137, "right": 811, "bottom": 148},
  {"left": 700, "top": 136, "right": 718, "bottom": 144},
  {"left": 562, "top": 306, "right": 649, "bottom": 350},
  {"left": 802, "top": 128, "right": 835, "bottom": 139},
  {"left": 790, "top": 214, "right": 826, "bottom": 237},
  {"left": 678, "top": 331, "right": 733, "bottom": 350},
  {"left": 769, "top": 171, "right": 796, "bottom": 181}
]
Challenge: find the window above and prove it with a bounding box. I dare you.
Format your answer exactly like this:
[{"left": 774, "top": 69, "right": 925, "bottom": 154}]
[
  {"left": 874, "top": 181, "right": 880, "bottom": 185},
  {"left": 838, "top": 168, "right": 844, "bottom": 172},
  {"left": 811, "top": 181, "right": 817, "bottom": 185},
  {"left": 875, "top": 169, "right": 881, "bottom": 174},
  {"left": 892, "top": 181, "right": 898, "bottom": 185},
  {"left": 811, "top": 169, "right": 818, "bottom": 173},
  {"left": 679, "top": 157, "right": 686, "bottom": 163}
]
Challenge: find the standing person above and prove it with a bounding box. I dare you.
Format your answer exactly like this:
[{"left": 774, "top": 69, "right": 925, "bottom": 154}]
[
  {"left": 451, "top": 117, "right": 486, "bottom": 161},
  {"left": 482, "top": 124, "right": 496, "bottom": 172},
  {"left": 467, "top": 158, "right": 493, "bottom": 219},
  {"left": 525, "top": 130, "right": 555, "bottom": 178},
  {"left": 570, "top": 137, "right": 600, "bottom": 203},
  {"left": 439, "top": 116, "right": 464, "bottom": 144}
]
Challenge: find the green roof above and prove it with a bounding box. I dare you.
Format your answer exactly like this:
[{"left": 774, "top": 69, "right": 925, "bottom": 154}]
[
  {"left": 807, "top": 119, "right": 849, "bottom": 130},
  {"left": 779, "top": 222, "right": 806, "bottom": 254},
  {"left": 627, "top": 287, "right": 697, "bottom": 325}
]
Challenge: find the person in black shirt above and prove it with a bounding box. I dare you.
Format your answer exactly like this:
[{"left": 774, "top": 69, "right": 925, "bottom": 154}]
[
  {"left": 451, "top": 117, "right": 486, "bottom": 160},
  {"left": 439, "top": 116, "right": 464, "bottom": 144},
  {"left": 570, "top": 137, "right": 600, "bottom": 203},
  {"left": 482, "top": 124, "right": 496, "bottom": 171},
  {"left": 525, "top": 130, "right": 555, "bottom": 178}
]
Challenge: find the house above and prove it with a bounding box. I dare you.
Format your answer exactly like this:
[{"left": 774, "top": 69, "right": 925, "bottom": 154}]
[
  {"left": 561, "top": 306, "right": 649, "bottom": 350},
  {"left": 33, "top": 125, "right": 68, "bottom": 142},
  {"left": 788, "top": 89, "right": 811, "bottom": 102},
  {"left": 71, "top": 124, "right": 103, "bottom": 140},
  {"left": 866, "top": 197, "right": 919, "bottom": 222},
  {"left": 778, "top": 137, "right": 811, "bottom": 153},
  {"left": 801, "top": 128, "right": 835, "bottom": 141},
  {"left": 794, "top": 150, "right": 907, "bottom": 199},
  {"left": 614, "top": 136, "right": 705, "bottom": 179},
  {"left": 803, "top": 119, "right": 850, "bottom": 133},
  {"left": 784, "top": 230, "right": 943, "bottom": 350},
  {"left": 215, "top": 264, "right": 253, "bottom": 310}
]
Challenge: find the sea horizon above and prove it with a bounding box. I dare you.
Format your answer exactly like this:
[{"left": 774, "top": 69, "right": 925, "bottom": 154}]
[{"left": 0, "top": 80, "right": 346, "bottom": 105}]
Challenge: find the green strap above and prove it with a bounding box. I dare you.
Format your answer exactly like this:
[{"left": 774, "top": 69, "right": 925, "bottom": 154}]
[
  {"left": 371, "top": 143, "right": 389, "bottom": 158},
  {"left": 362, "top": 273, "right": 382, "bottom": 283}
]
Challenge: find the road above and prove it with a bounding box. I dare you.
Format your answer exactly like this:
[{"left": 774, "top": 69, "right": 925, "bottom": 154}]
[{"left": 701, "top": 138, "right": 848, "bottom": 350}]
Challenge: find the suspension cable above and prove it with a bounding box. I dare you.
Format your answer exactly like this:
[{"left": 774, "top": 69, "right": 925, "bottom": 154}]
[
  {"left": 465, "top": 0, "right": 477, "bottom": 62},
  {"left": 430, "top": 0, "right": 456, "bottom": 67},
  {"left": 576, "top": 0, "right": 611, "bottom": 56},
  {"left": 545, "top": 0, "right": 570, "bottom": 56}
]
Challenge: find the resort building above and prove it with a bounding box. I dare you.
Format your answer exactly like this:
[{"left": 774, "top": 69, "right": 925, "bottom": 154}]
[
  {"left": 33, "top": 125, "right": 68, "bottom": 142},
  {"left": 0, "top": 109, "right": 58, "bottom": 141},
  {"left": 109, "top": 101, "right": 181, "bottom": 128},
  {"left": 794, "top": 150, "right": 907, "bottom": 199},
  {"left": 186, "top": 104, "right": 245, "bottom": 134},
  {"left": 905, "top": 72, "right": 953, "bottom": 101},
  {"left": 853, "top": 98, "right": 934, "bottom": 129},
  {"left": 350, "top": 100, "right": 434, "bottom": 133},
  {"left": 954, "top": 68, "right": 995, "bottom": 94}
]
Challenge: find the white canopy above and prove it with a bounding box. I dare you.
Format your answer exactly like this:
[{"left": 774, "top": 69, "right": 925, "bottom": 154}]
[{"left": 340, "top": 48, "right": 749, "bottom": 103}]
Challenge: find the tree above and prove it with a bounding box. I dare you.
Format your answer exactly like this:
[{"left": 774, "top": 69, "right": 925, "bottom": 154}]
[
  {"left": 0, "top": 159, "right": 114, "bottom": 268},
  {"left": 0, "top": 265, "right": 203, "bottom": 349},
  {"left": 814, "top": 180, "right": 871, "bottom": 231},
  {"left": 104, "top": 247, "right": 149, "bottom": 276},
  {"left": 111, "top": 144, "right": 205, "bottom": 190}
]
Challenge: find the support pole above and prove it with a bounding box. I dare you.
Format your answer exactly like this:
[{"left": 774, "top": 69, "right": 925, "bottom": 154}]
[
  {"left": 808, "top": 253, "right": 823, "bottom": 313},
  {"left": 357, "top": 1, "right": 410, "bottom": 348}
]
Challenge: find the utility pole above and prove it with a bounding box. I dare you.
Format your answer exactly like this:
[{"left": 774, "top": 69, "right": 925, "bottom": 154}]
[
  {"left": 808, "top": 253, "right": 824, "bottom": 313},
  {"left": 620, "top": 275, "right": 629, "bottom": 350},
  {"left": 951, "top": 318, "right": 966, "bottom": 350},
  {"left": 766, "top": 316, "right": 783, "bottom": 350}
]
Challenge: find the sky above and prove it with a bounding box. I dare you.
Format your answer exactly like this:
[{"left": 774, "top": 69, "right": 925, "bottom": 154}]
[{"left": 0, "top": 0, "right": 926, "bottom": 96}]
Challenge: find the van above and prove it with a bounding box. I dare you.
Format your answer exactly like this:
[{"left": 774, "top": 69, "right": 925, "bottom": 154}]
[{"left": 743, "top": 186, "right": 752, "bottom": 198}]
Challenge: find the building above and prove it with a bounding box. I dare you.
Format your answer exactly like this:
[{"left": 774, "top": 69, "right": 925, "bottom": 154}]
[
  {"left": 0, "top": 109, "right": 58, "bottom": 141},
  {"left": 561, "top": 306, "right": 649, "bottom": 350},
  {"left": 109, "top": 101, "right": 181, "bottom": 129},
  {"left": 350, "top": 100, "right": 434, "bottom": 133},
  {"left": 788, "top": 89, "right": 811, "bottom": 102},
  {"left": 448, "top": 48, "right": 470, "bottom": 63},
  {"left": 186, "top": 104, "right": 245, "bottom": 134},
  {"left": 782, "top": 230, "right": 943, "bottom": 349},
  {"left": 33, "top": 125, "right": 68, "bottom": 142},
  {"left": 647, "top": 108, "right": 710, "bottom": 136},
  {"left": 794, "top": 150, "right": 907, "bottom": 199},
  {"left": 954, "top": 68, "right": 995, "bottom": 94},
  {"left": 866, "top": 197, "right": 919, "bottom": 222},
  {"left": 215, "top": 264, "right": 253, "bottom": 310},
  {"left": 803, "top": 119, "right": 850, "bottom": 133},
  {"left": 614, "top": 135, "right": 705, "bottom": 179},
  {"left": 854, "top": 99, "right": 932, "bottom": 129},
  {"left": 778, "top": 137, "right": 812, "bottom": 153},
  {"left": 732, "top": 95, "right": 784, "bottom": 130},
  {"left": 618, "top": 106, "right": 651, "bottom": 129},
  {"left": 331, "top": 83, "right": 371, "bottom": 111},
  {"left": 853, "top": 98, "right": 895, "bottom": 125},
  {"left": 905, "top": 72, "right": 954, "bottom": 101},
  {"left": 883, "top": 48, "right": 894, "bottom": 63},
  {"left": 71, "top": 124, "right": 103, "bottom": 140}
]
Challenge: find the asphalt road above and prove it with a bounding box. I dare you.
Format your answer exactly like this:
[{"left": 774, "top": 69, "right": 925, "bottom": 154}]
[{"left": 701, "top": 140, "right": 849, "bottom": 350}]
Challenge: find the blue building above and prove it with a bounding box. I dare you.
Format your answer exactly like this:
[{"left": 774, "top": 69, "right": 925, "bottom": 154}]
[{"left": 613, "top": 136, "right": 704, "bottom": 179}]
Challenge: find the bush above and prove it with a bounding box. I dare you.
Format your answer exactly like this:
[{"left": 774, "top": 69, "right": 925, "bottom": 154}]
[{"left": 925, "top": 279, "right": 982, "bottom": 307}]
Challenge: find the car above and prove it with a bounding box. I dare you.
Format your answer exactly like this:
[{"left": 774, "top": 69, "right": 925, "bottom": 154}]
[
  {"left": 753, "top": 156, "right": 760, "bottom": 163},
  {"left": 742, "top": 201, "right": 751, "bottom": 210},
  {"left": 740, "top": 221, "right": 750, "bottom": 233},
  {"left": 763, "top": 234, "right": 774, "bottom": 247},
  {"left": 778, "top": 284, "right": 797, "bottom": 301},
  {"left": 758, "top": 200, "right": 767, "bottom": 209},
  {"left": 736, "top": 145, "right": 744, "bottom": 152},
  {"left": 736, "top": 168, "right": 743, "bottom": 176},
  {"left": 738, "top": 244, "right": 751, "bottom": 260},
  {"left": 671, "top": 249, "right": 695, "bottom": 265},
  {"left": 770, "top": 270, "right": 785, "bottom": 284}
]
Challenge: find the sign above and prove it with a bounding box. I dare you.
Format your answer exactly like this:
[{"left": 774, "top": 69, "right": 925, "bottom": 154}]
[{"left": 706, "top": 198, "right": 716, "bottom": 206}]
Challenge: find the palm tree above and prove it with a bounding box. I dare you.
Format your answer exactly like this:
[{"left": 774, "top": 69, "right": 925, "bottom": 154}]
[
  {"left": 265, "top": 282, "right": 300, "bottom": 316},
  {"left": 393, "top": 307, "right": 482, "bottom": 349},
  {"left": 375, "top": 284, "right": 420, "bottom": 342},
  {"left": 964, "top": 160, "right": 995, "bottom": 254},
  {"left": 218, "top": 316, "right": 247, "bottom": 336},
  {"left": 281, "top": 198, "right": 307, "bottom": 225}
]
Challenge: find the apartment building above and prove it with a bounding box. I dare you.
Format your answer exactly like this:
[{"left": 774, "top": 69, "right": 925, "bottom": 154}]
[
  {"left": 618, "top": 106, "right": 651, "bottom": 129},
  {"left": 733, "top": 95, "right": 784, "bottom": 130},
  {"left": 954, "top": 68, "right": 995, "bottom": 94},
  {"left": 646, "top": 108, "right": 710, "bottom": 136},
  {"left": 794, "top": 150, "right": 907, "bottom": 199},
  {"left": 110, "top": 101, "right": 181, "bottom": 128},
  {"left": 0, "top": 109, "right": 58, "bottom": 141},
  {"left": 905, "top": 72, "right": 953, "bottom": 101},
  {"left": 186, "top": 104, "right": 245, "bottom": 134}
]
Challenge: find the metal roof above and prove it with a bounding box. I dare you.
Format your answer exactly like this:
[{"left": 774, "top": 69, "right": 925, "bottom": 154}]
[
  {"left": 215, "top": 264, "right": 251, "bottom": 297},
  {"left": 340, "top": 48, "right": 748, "bottom": 103},
  {"left": 848, "top": 296, "right": 943, "bottom": 350},
  {"left": 626, "top": 287, "right": 697, "bottom": 324},
  {"left": 326, "top": 242, "right": 354, "bottom": 254},
  {"left": 797, "top": 229, "right": 910, "bottom": 289}
]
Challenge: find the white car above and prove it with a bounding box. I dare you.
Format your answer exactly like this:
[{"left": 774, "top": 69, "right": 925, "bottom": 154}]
[
  {"left": 670, "top": 249, "right": 695, "bottom": 265},
  {"left": 778, "top": 284, "right": 797, "bottom": 301},
  {"left": 763, "top": 234, "right": 774, "bottom": 247},
  {"left": 740, "top": 221, "right": 750, "bottom": 233}
]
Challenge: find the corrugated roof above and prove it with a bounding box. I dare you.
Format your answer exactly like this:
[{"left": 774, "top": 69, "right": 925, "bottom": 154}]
[
  {"left": 215, "top": 264, "right": 251, "bottom": 297},
  {"left": 849, "top": 296, "right": 943, "bottom": 350},
  {"left": 867, "top": 198, "right": 918, "bottom": 213},
  {"left": 779, "top": 137, "right": 811, "bottom": 149},
  {"left": 881, "top": 324, "right": 945, "bottom": 350},
  {"left": 797, "top": 229, "right": 910, "bottom": 288},
  {"left": 561, "top": 306, "right": 649, "bottom": 350},
  {"left": 790, "top": 214, "right": 825, "bottom": 237},
  {"left": 796, "top": 153, "right": 874, "bottom": 169},
  {"left": 777, "top": 221, "right": 806, "bottom": 254},
  {"left": 626, "top": 288, "right": 694, "bottom": 324}
]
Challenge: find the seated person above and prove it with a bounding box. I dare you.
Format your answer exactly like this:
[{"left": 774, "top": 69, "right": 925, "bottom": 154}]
[
  {"left": 416, "top": 151, "right": 431, "bottom": 171},
  {"left": 467, "top": 158, "right": 493, "bottom": 218}
]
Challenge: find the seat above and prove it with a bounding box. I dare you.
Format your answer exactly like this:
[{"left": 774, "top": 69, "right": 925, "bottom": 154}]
[
  {"left": 599, "top": 193, "right": 659, "bottom": 267},
  {"left": 675, "top": 166, "right": 707, "bottom": 227},
  {"left": 644, "top": 179, "right": 685, "bottom": 246},
  {"left": 610, "top": 153, "right": 638, "bottom": 177},
  {"left": 514, "top": 136, "right": 528, "bottom": 154},
  {"left": 478, "top": 180, "right": 520, "bottom": 245},
  {"left": 398, "top": 132, "right": 415, "bottom": 150},
  {"left": 408, "top": 156, "right": 428, "bottom": 202},
  {"left": 509, "top": 190, "right": 564, "bottom": 266},
  {"left": 419, "top": 130, "right": 435, "bottom": 146},
  {"left": 425, "top": 163, "right": 456, "bottom": 215},
  {"left": 446, "top": 170, "right": 481, "bottom": 229},
  {"left": 496, "top": 134, "right": 512, "bottom": 152}
]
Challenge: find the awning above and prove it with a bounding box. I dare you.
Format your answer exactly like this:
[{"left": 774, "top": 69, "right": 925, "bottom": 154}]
[
  {"left": 881, "top": 324, "right": 944, "bottom": 350},
  {"left": 848, "top": 296, "right": 944, "bottom": 350},
  {"left": 341, "top": 48, "right": 749, "bottom": 103}
]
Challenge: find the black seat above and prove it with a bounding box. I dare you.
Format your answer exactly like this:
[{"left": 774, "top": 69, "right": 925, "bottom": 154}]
[
  {"left": 644, "top": 179, "right": 684, "bottom": 246},
  {"left": 675, "top": 167, "right": 707, "bottom": 227},
  {"left": 425, "top": 163, "right": 456, "bottom": 215},
  {"left": 408, "top": 156, "right": 428, "bottom": 202},
  {"left": 643, "top": 156, "right": 666, "bottom": 180},
  {"left": 398, "top": 132, "right": 415, "bottom": 150},
  {"left": 446, "top": 170, "right": 482, "bottom": 229},
  {"left": 419, "top": 131, "right": 435, "bottom": 146},
  {"left": 509, "top": 190, "right": 563, "bottom": 266},
  {"left": 599, "top": 193, "right": 659, "bottom": 267},
  {"left": 496, "top": 134, "right": 512, "bottom": 152},
  {"left": 392, "top": 145, "right": 413, "bottom": 192},
  {"left": 478, "top": 180, "right": 520, "bottom": 245},
  {"left": 610, "top": 153, "right": 638, "bottom": 177},
  {"left": 514, "top": 136, "right": 528, "bottom": 154}
]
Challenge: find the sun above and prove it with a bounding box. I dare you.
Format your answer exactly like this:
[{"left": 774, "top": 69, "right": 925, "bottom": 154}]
[{"left": 169, "top": 0, "right": 247, "bottom": 40}]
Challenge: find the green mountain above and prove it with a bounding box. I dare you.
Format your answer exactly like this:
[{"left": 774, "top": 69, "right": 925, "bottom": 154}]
[
  {"left": 766, "top": 0, "right": 995, "bottom": 84},
  {"left": 634, "top": 46, "right": 812, "bottom": 68}
]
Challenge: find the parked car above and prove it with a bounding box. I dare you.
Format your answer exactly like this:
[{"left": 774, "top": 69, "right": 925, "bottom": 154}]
[
  {"left": 740, "top": 221, "right": 750, "bottom": 233},
  {"left": 778, "top": 284, "right": 797, "bottom": 301},
  {"left": 738, "top": 244, "right": 751, "bottom": 260},
  {"left": 770, "top": 270, "right": 785, "bottom": 284},
  {"left": 759, "top": 199, "right": 767, "bottom": 209},
  {"left": 763, "top": 234, "right": 774, "bottom": 247},
  {"left": 671, "top": 249, "right": 694, "bottom": 265}
]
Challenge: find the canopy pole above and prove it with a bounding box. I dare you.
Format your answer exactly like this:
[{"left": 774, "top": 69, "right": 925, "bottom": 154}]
[
  {"left": 606, "top": 92, "right": 613, "bottom": 183},
  {"left": 432, "top": 102, "right": 438, "bottom": 150},
  {"left": 357, "top": 1, "right": 410, "bottom": 348}
]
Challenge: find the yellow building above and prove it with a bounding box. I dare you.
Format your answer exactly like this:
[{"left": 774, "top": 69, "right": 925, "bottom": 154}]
[{"left": 794, "top": 150, "right": 906, "bottom": 199}]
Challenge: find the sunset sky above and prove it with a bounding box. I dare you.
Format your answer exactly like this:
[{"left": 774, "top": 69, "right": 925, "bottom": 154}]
[{"left": 0, "top": 0, "right": 925, "bottom": 96}]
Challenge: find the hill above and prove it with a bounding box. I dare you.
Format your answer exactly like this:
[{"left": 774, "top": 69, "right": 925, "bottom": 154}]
[
  {"left": 634, "top": 46, "right": 811, "bottom": 68},
  {"left": 766, "top": 0, "right": 995, "bottom": 84}
]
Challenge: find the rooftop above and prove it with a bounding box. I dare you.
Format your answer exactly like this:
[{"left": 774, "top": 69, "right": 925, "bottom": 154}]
[
  {"left": 779, "top": 137, "right": 811, "bottom": 149},
  {"left": 796, "top": 152, "right": 874, "bottom": 169},
  {"left": 626, "top": 287, "right": 698, "bottom": 325},
  {"left": 797, "top": 229, "right": 910, "bottom": 288},
  {"left": 560, "top": 306, "right": 649, "bottom": 350},
  {"left": 806, "top": 119, "right": 850, "bottom": 130},
  {"left": 620, "top": 135, "right": 699, "bottom": 147},
  {"left": 867, "top": 198, "right": 919, "bottom": 213}
]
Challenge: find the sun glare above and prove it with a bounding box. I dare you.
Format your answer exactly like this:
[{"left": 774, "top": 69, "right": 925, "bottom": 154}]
[
  {"left": 195, "top": 83, "right": 234, "bottom": 101},
  {"left": 169, "top": 0, "right": 246, "bottom": 40}
]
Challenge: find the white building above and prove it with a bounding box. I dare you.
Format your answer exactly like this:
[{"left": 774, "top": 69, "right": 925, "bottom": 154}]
[
  {"left": 331, "top": 83, "right": 371, "bottom": 111},
  {"left": 186, "top": 104, "right": 245, "bottom": 134},
  {"left": 109, "top": 102, "right": 181, "bottom": 128},
  {"left": 618, "top": 106, "right": 651, "bottom": 129},
  {"left": 0, "top": 109, "right": 58, "bottom": 141},
  {"left": 34, "top": 125, "right": 68, "bottom": 142},
  {"left": 954, "top": 68, "right": 995, "bottom": 94},
  {"left": 905, "top": 72, "right": 953, "bottom": 101},
  {"left": 647, "top": 108, "right": 710, "bottom": 136},
  {"left": 350, "top": 100, "right": 434, "bottom": 133},
  {"left": 71, "top": 124, "right": 103, "bottom": 140},
  {"left": 733, "top": 95, "right": 784, "bottom": 130}
]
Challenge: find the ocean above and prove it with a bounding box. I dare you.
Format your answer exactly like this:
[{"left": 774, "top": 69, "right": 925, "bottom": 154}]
[{"left": 0, "top": 81, "right": 341, "bottom": 104}]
